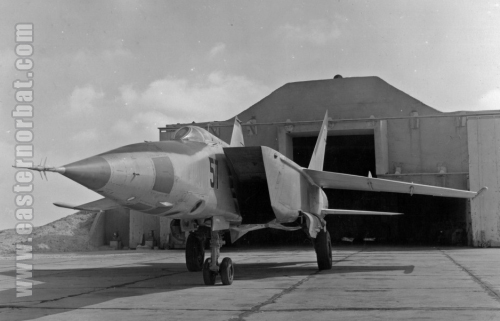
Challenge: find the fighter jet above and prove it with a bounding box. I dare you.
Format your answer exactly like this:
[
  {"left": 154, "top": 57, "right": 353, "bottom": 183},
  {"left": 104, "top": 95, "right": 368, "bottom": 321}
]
[{"left": 19, "top": 112, "right": 486, "bottom": 286}]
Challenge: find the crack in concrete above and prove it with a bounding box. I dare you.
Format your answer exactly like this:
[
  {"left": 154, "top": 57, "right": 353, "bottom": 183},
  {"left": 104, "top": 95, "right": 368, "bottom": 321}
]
[
  {"left": 2, "top": 306, "right": 500, "bottom": 312},
  {"left": 228, "top": 250, "right": 362, "bottom": 321},
  {"left": 0, "top": 256, "right": 181, "bottom": 306},
  {"left": 246, "top": 307, "right": 500, "bottom": 312},
  {"left": 30, "top": 270, "right": 186, "bottom": 306},
  {"left": 439, "top": 249, "right": 500, "bottom": 303},
  {"left": 29, "top": 256, "right": 170, "bottom": 278},
  {"left": 0, "top": 306, "right": 240, "bottom": 311}
]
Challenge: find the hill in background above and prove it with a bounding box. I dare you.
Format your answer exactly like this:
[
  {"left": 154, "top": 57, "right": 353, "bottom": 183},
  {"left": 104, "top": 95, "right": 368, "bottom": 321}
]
[{"left": 0, "top": 212, "right": 98, "bottom": 255}]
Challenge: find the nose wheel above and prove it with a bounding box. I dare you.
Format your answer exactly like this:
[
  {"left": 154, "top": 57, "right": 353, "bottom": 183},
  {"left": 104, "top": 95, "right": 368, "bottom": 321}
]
[
  {"left": 220, "top": 257, "right": 234, "bottom": 285},
  {"left": 201, "top": 231, "right": 235, "bottom": 286},
  {"left": 202, "top": 258, "right": 217, "bottom": 285}
]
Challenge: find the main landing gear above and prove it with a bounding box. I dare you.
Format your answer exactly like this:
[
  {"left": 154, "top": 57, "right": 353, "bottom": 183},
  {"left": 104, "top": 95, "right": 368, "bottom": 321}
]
[
  {"left": 300, "top": 211, "right": 333, "bottom": 271},
  {"left": 202, "top": 231, "right": 234, "bottom": 285},
  {"left": 185, "top": 232, "right": 205, "bottom": 272},
  {"left": 314, "top": 228, "right": 333, "bottom": 270}
]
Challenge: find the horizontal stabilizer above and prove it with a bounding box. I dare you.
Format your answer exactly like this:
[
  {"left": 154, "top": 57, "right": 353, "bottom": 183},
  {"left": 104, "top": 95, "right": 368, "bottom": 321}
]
[
  {"left": 322, "top": 209, "right": 402, "bottom": 216},
  {"left": 228, "top": 220, "right": 302, "bottom": 243},
  {"left": 54, "top": 198, "right": 121, "bottom": 212},
  {"left": 304, "top": 169, "right": 482, "bottom": 199}
]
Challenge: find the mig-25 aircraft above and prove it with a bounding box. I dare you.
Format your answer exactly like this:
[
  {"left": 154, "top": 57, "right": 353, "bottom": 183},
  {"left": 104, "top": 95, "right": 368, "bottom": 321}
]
[{"left": 20, "top": 112, "right": 486, "bottom": 286}]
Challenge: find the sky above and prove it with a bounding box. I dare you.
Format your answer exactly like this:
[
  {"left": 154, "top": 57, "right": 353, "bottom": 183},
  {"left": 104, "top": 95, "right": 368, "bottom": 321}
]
[{"left": 1, "top": 0, "right": 500, "bottom": 231}]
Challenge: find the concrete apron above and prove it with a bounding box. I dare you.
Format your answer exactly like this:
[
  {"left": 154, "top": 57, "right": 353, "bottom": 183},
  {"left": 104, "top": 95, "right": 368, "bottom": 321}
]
[{"left": 0, "top": 246, "right": 499, "bottom": 321}]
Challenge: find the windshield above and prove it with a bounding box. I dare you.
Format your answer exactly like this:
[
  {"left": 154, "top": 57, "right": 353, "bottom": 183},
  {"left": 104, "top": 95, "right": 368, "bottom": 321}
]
[
  {"left": 173, "top": 126, "right": 206, "bottom": 143},
  {"left": 173, "top": 125, "right": 227, "bottom": 146}
]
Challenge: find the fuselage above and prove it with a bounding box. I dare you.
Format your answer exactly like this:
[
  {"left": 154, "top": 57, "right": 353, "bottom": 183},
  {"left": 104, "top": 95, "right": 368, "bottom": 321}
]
[
  {"left": 61, "top": 126, "right": 241, "bottom": 224},
  {"left": 58, "top": 125, "right": 329, "bottom": 227}
]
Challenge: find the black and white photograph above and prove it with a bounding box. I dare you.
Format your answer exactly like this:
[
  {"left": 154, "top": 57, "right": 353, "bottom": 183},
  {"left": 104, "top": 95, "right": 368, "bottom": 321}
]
[{"left": 1, "top": 1, "right": 500, "bottom": 320}]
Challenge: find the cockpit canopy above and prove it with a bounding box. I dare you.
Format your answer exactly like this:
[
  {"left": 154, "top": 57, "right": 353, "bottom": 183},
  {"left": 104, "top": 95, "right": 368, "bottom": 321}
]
[{"left": 173, "top": 126, "right": 226, "bottom": 146}]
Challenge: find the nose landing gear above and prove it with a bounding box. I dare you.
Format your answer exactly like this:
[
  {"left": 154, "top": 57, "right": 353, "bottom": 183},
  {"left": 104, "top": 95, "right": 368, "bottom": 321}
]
[
  {"left": 219, "top": 257, "right": 234, "bottom": 285},
  {"left": 202, "top": 258, "right": 217, "bottom": 285},
  {"left": 202, "top": 231, "right": 234, "bottom": 285}
]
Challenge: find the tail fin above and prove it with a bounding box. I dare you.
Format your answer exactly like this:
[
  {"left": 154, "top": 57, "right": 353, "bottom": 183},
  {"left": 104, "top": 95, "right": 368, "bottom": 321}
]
[
  {"left": 230, "top": 116, "right": 245, "bottom": 147},
  {"left": 308, "top": 111, "right": 329, "bottom": 171}
]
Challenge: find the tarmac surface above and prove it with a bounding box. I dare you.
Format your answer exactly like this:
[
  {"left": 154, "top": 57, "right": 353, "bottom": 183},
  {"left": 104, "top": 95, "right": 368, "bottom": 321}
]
[{"left": 0, "top": 245, "right": 499, "bottom": 320}]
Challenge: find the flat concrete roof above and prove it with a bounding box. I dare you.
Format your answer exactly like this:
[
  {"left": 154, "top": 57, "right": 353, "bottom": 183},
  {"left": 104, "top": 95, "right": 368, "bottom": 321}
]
[{"left": 1, "top": 246, "right": 500, "bottom": 320}]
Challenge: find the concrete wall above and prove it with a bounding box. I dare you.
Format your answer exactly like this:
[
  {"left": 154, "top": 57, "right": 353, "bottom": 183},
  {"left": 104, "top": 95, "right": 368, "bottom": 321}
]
[
  {"left": 104, "top": 208, "right": 130, "bottom": 247},
  {"left": 159, "top": 217, "right": 172, "bottom": 248},
  {"left": 468, "top": 117, "right": 500, "bottom": 247},
  {"left": 88, "top": 212, "right": 105, "bottom": 247},
  {"left": 129, "top": 210, "right": 161, "bottom": 248},
  {"left": 92, "top": 210, "right": 175, "bottom": 249}
]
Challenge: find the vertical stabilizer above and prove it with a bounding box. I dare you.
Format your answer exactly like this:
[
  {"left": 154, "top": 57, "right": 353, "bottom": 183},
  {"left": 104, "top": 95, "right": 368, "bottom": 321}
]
[
  {"left": 230, "top": 116, "right": 245, "bottom": 147},
  {"left": 308, "top": 111, "right": 329, "bottom": 171}
]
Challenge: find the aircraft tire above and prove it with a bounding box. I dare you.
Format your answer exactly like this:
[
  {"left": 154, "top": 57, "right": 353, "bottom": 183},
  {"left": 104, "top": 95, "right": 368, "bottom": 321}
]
[
  {"left": 220, "top": 257, "right": 234, "bottom": 285},
  {"left": 186, "top": 233, "right": 205, "bottom": 272},
  {"left": 203, "top": 258, "right": 217, "bottom": 285},
  {"left": 314, "top": 229, "right": 332, "bottom": 270}
]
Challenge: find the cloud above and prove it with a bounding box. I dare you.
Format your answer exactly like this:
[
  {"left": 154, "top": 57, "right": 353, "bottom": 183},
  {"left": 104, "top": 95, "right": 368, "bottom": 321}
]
[
  {"left": 0, "top": 50, "right": 18, "bottom": 114},
  {"left": 208, "top": 43, "right": 226, "bottom": 58},
  {"left": 109, "top": 111, "right": 170, "bottom": 146},
  {"left": 71, "top": 128, "right": 98, "bottom": 142},
  {"left": 478, "top": 89, "right": 500, "bottom": 110},
  {"left": 102, "top": 48, "right": 133, "bottom": 60},
  {"left": 69, "top": 85, "right": 104, "bottom": 113},
  {"left": 119, "top": 85, "right": 138, "bottom": 106},
  {"left": 112, "top": 111, "right": 168, "bottom": 135},
  {"left": 73, "top": 44, "right": 133, "bottom": 63},
  {"left": 111, "top": 119, "right": 131, "bottom": 137},
  {"left": 277, "top": 19, "right": 341, "bottom": 45},
  {"left": 120, "top": 72, "right": 269, "bottom": 124}
]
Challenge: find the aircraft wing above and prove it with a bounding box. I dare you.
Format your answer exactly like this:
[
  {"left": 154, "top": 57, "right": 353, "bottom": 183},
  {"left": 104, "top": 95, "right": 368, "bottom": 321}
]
[
  {"left": 304, "top": 169, "right": 483, "bottom": 199},
  {"left": 54, "top": 198, "right": 121, "bottom": 212},
  {"left": 321, "top": 209, "right": 402, "bottom": 215}
]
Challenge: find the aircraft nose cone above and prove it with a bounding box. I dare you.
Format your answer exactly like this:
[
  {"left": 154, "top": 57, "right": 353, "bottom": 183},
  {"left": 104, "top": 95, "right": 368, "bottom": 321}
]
[{"left": 62, "top": 156, "right": 111, "bottom": 190}]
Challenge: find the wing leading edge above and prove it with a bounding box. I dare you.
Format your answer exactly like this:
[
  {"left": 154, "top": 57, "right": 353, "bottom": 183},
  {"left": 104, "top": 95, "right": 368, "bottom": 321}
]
[{"left": 304, "top": 168, "right": 485, "bottom": 199}]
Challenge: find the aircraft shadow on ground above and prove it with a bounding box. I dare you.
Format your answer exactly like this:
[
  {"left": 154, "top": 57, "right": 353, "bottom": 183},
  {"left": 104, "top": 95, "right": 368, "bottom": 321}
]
[{"left": 0, "top": 261, "right": 414, "bottom": 321}]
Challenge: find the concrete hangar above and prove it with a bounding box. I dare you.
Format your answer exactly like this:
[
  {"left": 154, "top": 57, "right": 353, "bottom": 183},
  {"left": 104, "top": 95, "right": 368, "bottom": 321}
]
[{"left": 93, "top": 76, "right": 500, "bottom": 249}]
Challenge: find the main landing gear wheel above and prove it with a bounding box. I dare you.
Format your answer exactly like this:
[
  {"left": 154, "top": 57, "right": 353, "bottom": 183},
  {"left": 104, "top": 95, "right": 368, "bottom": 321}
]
[
  {"left": 315, "top": 229, "right": 333, "bottom": 270},
  {"left": 186, "top": 233, "right": 205, "bottom": 272},
  {"left": 203, "top": 258, "right": 217, "bottom": 285},
  {"left": 220, "top": 257, "right": 234, "bottom": 285}
]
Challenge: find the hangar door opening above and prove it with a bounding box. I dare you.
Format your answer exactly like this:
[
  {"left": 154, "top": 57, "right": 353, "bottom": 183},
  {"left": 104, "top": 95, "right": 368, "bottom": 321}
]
[{"left": 293, "top": 132, "right": 467, "bottom": 245}]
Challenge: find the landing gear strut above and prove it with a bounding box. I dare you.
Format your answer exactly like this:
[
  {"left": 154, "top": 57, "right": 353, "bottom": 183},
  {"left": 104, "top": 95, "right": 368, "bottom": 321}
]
[{"left": 202, "top": 230, "right": 234, "bottom": 285}]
